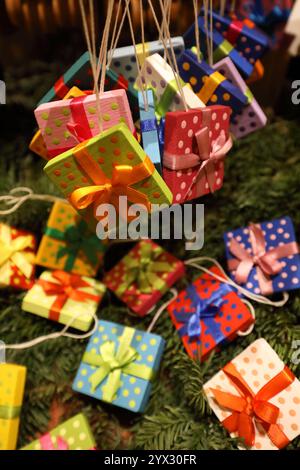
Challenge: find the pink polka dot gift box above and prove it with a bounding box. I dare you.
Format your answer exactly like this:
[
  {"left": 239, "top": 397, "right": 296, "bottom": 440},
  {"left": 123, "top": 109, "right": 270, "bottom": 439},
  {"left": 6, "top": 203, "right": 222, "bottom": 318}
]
[
  {"left": 204, "top": 338, "right": 300, "bottom": 450},
  {"left": 162, "top": 106, "right": 232, "bottom": 203},
  {"left": 35, "top": 89, "right": 135, "bottom": 158},
  {"left": 224, "top": 216, "right": 300, "bottom": 296}
]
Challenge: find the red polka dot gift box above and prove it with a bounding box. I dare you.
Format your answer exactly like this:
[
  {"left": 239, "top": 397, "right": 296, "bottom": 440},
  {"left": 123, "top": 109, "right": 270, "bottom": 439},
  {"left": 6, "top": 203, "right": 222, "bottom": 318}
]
[
  {"left": 0, "top": 223, "right": 36, "bottom": 291},
  {"left": 224, "top": 216, "right": 300, "bottom": 296},
  {"left": 103, "top": 239, "right": 185, "bottom": 317},
  {"left": 162, "top": 106, "right": 232, "bottom": 203},
  {"left": 167, "top": 266, "right": 254, "bottom": 361},
  {"left": 204, "top": 338, "right": 300, "bottom": 450}
]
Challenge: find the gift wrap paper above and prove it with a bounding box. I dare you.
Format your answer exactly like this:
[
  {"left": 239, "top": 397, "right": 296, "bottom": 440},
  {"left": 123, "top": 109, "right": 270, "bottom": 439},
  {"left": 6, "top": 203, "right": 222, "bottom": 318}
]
[
  {"left": 22, "top": 413, "right": 95, "bottom": 450},
  {"left": 138, "top": 89, "right": 161, "bottom": 170},
  {"left": 22, "top": 270, "right": 106, "bottom": 331},
  {"left": 0, "top": 363, "right": 26, "bottom": 450},
  {"left": 103, "top": 239, "right": 185, "bottom": 316},
  {"left": 35, "top": 201, "right": 104, "bottom": 276},
  {"left": 72, "top": 320, "right": 165, "bottom": 412},
  {"left": 204, "top": 339, "right": 300, "bottom": 449}
]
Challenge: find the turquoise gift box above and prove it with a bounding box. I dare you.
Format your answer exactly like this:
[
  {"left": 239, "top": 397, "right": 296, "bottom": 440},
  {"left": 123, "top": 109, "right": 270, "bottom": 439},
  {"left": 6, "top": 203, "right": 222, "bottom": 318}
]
[
  {"left": 72, "top": 320, "right": 165, "bottom": 413},
  {"left": 138, "top": 89, "right": 161, "bottom": 171}
]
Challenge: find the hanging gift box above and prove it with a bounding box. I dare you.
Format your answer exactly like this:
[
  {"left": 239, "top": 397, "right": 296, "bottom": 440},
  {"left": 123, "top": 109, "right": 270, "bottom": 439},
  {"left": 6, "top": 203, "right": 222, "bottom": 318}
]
[
  {"left": 237, "top": 0, "right": 293, "bottom": 30},
  {"left": 224, "top": 216, "right": 300, "bottom": 296},
  {"left": 35, "top": 89, "right": 135, "bottom": 158},
  {"left": 167, "top": 266, "right": 254, "bottom": 360},
  {"left": 22, "top": 270, "right": 105, "bottom": 332},
  {"left": 162, "top": 106, "right": 232, "bottom": 204},
  {"left": 22, "top": 413, "right": 96, "bottom": 450},
  {"left": 136, "top": 53, "right": 205, "bottom": 120},
  {"left": 0, "top": 224, "right": 36, "bottom": 290},
  {"left": 0, "top": 363, "right": 26, "bottom": 450},
  {"left": 212, "top": 57, "right": 267, "bottom": 138},
  {"left": 35, "top": 201, "right": 105, "bottom": 277},
  {"left": 204, "top": 338, "right": 300, "bottom": 450},
  {"left": 138, "top": 89, "right": 161, "bottom": 171},
  {"left": 109, "top": 37, "right": 185, "bottom": 85},
  {"left": 103, "top": 239, "right": 185, "bottom": 316},
  {"left": 44, "top": 124, "right": 173, "bottom": 230},
  {"left": 177, "top": 50, "right": 248, "bottom": 115},
  {"left": 183, "top": 17, "right": 254, "bottom": 78},
  {"left": 72, "top": 320, "right": 165, "bottom": 413}
]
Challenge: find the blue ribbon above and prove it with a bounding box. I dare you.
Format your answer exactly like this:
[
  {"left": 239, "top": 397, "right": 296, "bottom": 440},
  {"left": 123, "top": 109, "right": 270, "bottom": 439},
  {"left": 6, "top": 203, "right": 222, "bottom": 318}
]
[
  {"left": 173, "top": 283, "right": 232, "bottom": 344},
  {"left": 140, "top": 118, "right": 157, "bottom": 133},
  {"left": 157, "top": 118, "right": 165, "bottom": 156}
]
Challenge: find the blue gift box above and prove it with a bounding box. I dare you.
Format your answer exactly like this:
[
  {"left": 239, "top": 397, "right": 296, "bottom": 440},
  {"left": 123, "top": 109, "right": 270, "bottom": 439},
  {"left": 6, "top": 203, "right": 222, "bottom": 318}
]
[
  {"left": 72, "top": 320, "right": 165, "bottom": 413},
  {"left": 138, "top": 89, "right": 161, "bottom": 171},
  {"left": 183, "top": 17, "right": 253, "bottom": 78},
  {"left": 177, "top": 50, "right": 247, "bottom": 115},
  {"left": 224, "top": 216, "right": 300, "bottom": 296}
]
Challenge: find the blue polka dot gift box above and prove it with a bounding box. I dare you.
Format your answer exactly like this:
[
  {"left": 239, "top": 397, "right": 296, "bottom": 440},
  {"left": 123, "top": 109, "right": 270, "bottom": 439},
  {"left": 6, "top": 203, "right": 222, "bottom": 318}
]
[
  {"left": 167, "top": 266, "right": 254, "bottom": 361},
  {"left": 72, "top": 320, "right": 165, "bottom": 413},
  {"left": 224, "top": 216, "right": 300, "bottom": 296},
  {"left": 138, "top": 89, "right": 161, "bottom": 172}
]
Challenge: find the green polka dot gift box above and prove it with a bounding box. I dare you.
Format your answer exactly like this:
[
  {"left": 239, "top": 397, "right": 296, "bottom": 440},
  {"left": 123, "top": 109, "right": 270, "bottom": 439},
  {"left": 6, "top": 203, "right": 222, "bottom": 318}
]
[
  {"left": 44, "top": 123, "right": 173, "bottom": 232},
  {"left": 22, "top": 413, "right": 96, "bottom": 450},
  {"left": 72, "top": 320, "right": 165, "bottom": 413}
]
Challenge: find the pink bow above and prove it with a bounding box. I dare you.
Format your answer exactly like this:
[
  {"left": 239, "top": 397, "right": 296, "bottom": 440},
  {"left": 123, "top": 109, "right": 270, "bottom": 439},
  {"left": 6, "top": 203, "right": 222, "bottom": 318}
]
[{"left": 39, "top": 433, "right": 69, "bottom": 450}]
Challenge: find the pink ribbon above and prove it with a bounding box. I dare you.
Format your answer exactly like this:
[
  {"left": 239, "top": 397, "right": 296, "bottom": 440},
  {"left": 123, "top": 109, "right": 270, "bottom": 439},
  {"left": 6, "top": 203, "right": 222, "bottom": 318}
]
[
  {"left": 39, "top": 433, "right": 69, "bottom": 450},
  {"left": 228, "top": 223, "right": 299, "bottom": 295}
]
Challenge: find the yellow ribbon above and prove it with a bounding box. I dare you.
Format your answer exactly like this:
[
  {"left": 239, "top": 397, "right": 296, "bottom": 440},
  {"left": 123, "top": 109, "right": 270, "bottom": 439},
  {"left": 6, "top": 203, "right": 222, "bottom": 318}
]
[
  {"left": 197, "top": 71, "right": 226, "bottom": 104},
  {"left": 136, "top": 42, "right": 150, "bottom": 68},
  {"left": 0, "top": 225, "right": 34, "bottom": 283}
]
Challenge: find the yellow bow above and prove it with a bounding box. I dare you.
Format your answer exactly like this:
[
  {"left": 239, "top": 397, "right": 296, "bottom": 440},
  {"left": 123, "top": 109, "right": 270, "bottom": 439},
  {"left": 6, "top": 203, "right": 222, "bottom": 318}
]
[{"left": 0, "top": 225, "right": 34, "bottom": 283}]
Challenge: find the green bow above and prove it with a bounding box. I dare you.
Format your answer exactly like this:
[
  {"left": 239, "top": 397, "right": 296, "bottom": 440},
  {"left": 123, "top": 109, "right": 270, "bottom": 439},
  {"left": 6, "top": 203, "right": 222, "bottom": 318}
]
[
  {"left": 116, "top": 243, "right": 171, "bottom": 296},
  {"left": 45, "top": 219, "right": 103, "bottom": 271},
  {"left": 83, "top": 327, "right": 153, "bottom": 402},
  {"left": 0, "top": 404, "right": 21, "bottom": 420}
]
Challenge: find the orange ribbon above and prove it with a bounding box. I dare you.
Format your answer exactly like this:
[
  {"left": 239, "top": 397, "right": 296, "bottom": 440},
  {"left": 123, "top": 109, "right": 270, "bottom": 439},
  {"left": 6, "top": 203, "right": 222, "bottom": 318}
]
[
  {"left": 69, "top": 142, "right": 155, "bottom": 220},
  {"left": 210, "top": 362, "right": 294, "bottom": 448},
  {"left": 39, "top": 270, "right": 100, "bottom": 322}
]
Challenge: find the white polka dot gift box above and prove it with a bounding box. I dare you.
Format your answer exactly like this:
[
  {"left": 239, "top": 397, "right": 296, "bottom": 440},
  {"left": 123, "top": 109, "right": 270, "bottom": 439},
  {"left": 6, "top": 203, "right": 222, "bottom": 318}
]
[
  {"left": 35, "top": 89, "right": 135, "bottom": 158},
  {"left": 204, "top": 338, "right": 300, "bottom": 450},
  {"left": 135, "top": 53, "right": 205, "bottom": 120},
  {"left": 109, "top": 37, "right": 185, "bottom": 85},
  {"left": 162, "top": 106, "right": 232, "bottom": 204},
  {"left": 212, "top": 57, "right": 267, "bottom": 139},
  {"left": 224, "top": 216, "right": 300, "bottom": 296},
  {"left": 72, "top": 320, "right": 165, "bottom": 413},
  {"left": 22, "top": 413, "right": 96, "bottom": 450}
]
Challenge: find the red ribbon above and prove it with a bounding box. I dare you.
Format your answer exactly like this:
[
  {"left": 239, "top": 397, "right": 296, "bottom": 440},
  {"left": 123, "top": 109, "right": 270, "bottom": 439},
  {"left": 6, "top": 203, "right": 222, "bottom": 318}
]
[
  {"left": 38, "top": 270, "right": 101, "bottom": 322},
  {"left": 228, "top": 223, "right": 299, "bottom": 294},
  {"left": 54, "top": 77, "right": 70, "bottom": 100},
  {"left": 112, "top": 74, "right": 129, "bottom": 91},
  {"left": 66, "top": 95, "right": 93, "bottom": 143},
  {"left": 227, "top": 20, "right": 244, "bottom": 45},
  {"left": 210, "top": 362, "right": 294, "bottom": 448}
]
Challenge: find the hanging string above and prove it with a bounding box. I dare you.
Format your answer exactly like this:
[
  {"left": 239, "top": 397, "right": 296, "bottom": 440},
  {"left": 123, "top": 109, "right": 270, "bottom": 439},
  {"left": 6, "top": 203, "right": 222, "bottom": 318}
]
[
  {"left": 203, "top": 0, "right": 212, "bottom": 66},
  {"left": 219, "top": 0, "right": 226, "bottom": 16},
  {"left": 107, "top": 2, "right": 128, "bottom": 69},
  {"left": 0, "top": 187, "right": 65, "bottom": 216},
  {"left": 99, "top": 0, "right": 114, "bottom": 97},
  {"left": 193, "top": 0, "right": 201, "bottom": 62},
  {"left": 230, "top": 0, "right": 236, "bottom": 12},
  {"left": 209, "top": 0, "right": 214, "bottom": 65},
  {"left": 147, "top": 289, "right": 178, "bottom": 332},
  {"left": 79, "top": 0, "right": 98, "bottom": 93},
  {"left": 138, "top": 0, "right": 149, "bottom": 112},
  {"left": 107, "top": 0, "right": 122, "bottom": 67}
]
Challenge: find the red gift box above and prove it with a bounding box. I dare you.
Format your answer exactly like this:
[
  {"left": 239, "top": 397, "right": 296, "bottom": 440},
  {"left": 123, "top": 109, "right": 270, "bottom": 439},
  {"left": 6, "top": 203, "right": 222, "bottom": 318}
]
[
  {"left": 167, "top": 266, "right": 254, "bottom": 360},
  {"left": 162, "top": 106, "right": 232, "bottom": 203},
  {"left": 103, "top": 239, "right": 185, "bottom": 316}
]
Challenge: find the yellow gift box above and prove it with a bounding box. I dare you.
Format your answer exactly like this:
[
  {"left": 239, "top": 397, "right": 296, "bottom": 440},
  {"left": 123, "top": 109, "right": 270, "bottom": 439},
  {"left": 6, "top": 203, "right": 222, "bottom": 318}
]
[{"left": 0, "top": 363, "right": 26, "bottom": 450}]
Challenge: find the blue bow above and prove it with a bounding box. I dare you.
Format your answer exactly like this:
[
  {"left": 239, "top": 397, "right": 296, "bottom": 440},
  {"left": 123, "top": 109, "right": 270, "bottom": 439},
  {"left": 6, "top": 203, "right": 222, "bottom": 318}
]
[{"left": 140, "top": 118, "right": 157, "bottom": 133}]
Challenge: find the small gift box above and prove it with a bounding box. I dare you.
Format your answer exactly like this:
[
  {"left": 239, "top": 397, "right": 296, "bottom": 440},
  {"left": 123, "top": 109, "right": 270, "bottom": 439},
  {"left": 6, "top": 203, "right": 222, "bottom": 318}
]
[
  {"left": 72, "top": 320, "right": 165, "bottom": 412},
  {"left": 212, "top": 57, "right": 267, "bottom": 138},
  {"left": 224, "top": 216, "right": 300, "bottom": 296},
  {"left": 162, "top": 106, "right": 232, "bottom": 203},
  {"left": 0, "top": 223, "right": 36, "bottom": 290},
  {"left": 204, "top": 338, "right": 300, "bottom": 449},
  {"left": 0, "top": 363, "right": 26, "bottom": 450},
  {"left": 22, "top": 270, "right": 105, "bottom": 331},
  {"left": 177, "top": 50, "right": 248, "bottom": 115},
  {"left": 184, "top": 17, "right": 254, "bottom": 78},
  {"left": 22, "top": 413, "right": 96, "bottom": 450},
  {"left": 136, "top": 53, "right": 205, "bottom": 120},
  {"left": 35, "top": 201, "right": 104, "bottom": 277},
  {"left": 138, "top": 89, "right": 161, "bottom": 171},
  {"left": 44, "top": 124, "right": 173, "bottom": 230},
  {"left": 167, "top": 266, "right": 254, "bottom": 360},
  {"left": 35, "top": 89, "right": 135, "bottom": 158},
  {"left": 110, "top": 37, "right": 185, "bottom": 85},
  {"left": 103, "top": 240, "right": 185, "bottom": 316}
]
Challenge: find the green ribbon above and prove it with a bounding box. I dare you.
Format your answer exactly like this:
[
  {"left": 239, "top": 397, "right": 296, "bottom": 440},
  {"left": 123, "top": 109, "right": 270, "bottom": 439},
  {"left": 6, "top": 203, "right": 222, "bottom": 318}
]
[
  {"left": 45, "top": 220, "right": 102, "bottom": 271},
  {"left": 213, "top": 40, "right": 234, "bottom": 63},
  {"left": 0, "top": 404, "right": 21, "bottom": 420},
  {"left": 155, "top": 77, "right": 186, "bottom": 120},
  {"left": 244, "top": 87, "right": 254, "bottom": 105},
  {"left": 116, "top": 243, "right": 172, "bottom": 297},
  {"left": 83, "top": 327, "right": 153, "bottom": 402}
]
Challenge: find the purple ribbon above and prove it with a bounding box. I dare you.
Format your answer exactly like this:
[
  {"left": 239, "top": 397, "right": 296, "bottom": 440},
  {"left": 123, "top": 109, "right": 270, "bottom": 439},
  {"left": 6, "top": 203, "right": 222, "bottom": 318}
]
[{"left": 140, "top": 118, "right": 157, "bottom": 133}]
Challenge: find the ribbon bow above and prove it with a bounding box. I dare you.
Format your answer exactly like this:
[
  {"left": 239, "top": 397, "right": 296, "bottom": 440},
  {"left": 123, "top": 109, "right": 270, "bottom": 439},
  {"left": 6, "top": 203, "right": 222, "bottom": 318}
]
[
  {"left": 39, "top": 434, "right": 69, "bottom": 450},
  {"left": 83, "top": 327, "right": 152, "bottom": 402},
  {"left": 228, "top": 223, "right": 299, "bottom": 294},
  {"left": 0, "top": 225, "right": 34, "bottom": 283},
  {"left": 116, "top": 243, "right": 171, "bottom": 296},
  {"left": 210, "top": 362, "right": 294, "bottom": 448}
]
